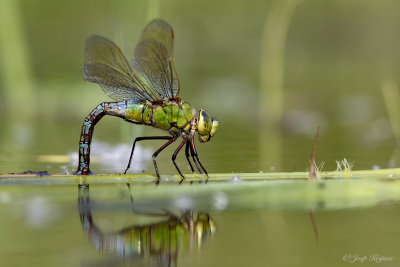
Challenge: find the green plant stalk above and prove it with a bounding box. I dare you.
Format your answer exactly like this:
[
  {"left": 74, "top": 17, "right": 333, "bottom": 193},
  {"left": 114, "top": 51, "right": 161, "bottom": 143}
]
[
  {"left": 147, "top": 0, "right": 160, "bottom": 21},
  {"left": 258, "top": 0, "right": 301, "bottom": 171},
  {"left": 2, "top": 169, "right": 400, "bottom": 212},
  {"left": 2, "top": 167, "right": 400, "bottom": 182},
  {"left": 0, "top": 0, "right": 35, "bottom": 118},
  {"left": 381, "top": 78, "right": 400, "bottom": 167}
]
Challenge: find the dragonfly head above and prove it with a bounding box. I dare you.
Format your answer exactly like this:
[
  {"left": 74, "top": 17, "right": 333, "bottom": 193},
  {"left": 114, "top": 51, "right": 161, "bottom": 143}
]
[{"left": 197, "top": 109, "right": 220, "bottom": 143}]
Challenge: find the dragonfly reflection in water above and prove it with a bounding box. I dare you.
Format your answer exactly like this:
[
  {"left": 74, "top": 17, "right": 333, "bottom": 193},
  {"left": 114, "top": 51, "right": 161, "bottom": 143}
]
[
  {"left": 75, "top": 19, "right": 220, "bottom": 182},
  {"left": 78, "top": 184, "right": 217, "bottom": 266}
]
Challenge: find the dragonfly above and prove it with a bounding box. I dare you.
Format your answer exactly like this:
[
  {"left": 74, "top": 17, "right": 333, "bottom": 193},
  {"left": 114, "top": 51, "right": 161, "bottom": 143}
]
[{"left": 74, "top": 19, "right": 220, "bottom": 183}]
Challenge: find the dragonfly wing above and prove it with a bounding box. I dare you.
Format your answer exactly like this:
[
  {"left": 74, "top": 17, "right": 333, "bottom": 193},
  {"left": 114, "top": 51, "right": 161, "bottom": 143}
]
[
  {"left": 83, "top": 35, "right": 158, "bottom": 102},
  {"left": 132, "top": 19, "right": 180, "bottom": 100}
]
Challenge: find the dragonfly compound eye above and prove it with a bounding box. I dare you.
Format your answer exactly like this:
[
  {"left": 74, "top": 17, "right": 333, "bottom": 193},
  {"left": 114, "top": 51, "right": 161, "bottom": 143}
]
[
  {"left": 197, "top": 109, "right": 212, "bottom": 142},
  {"left": 210, "top": 120, "right": 220, "bottom": 138},
  {"left": 198, "top": 110, "right": 212, "bottom": 136}
]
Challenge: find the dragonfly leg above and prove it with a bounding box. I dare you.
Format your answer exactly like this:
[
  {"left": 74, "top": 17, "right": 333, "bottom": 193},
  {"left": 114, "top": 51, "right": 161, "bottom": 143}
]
[
  {"left": 171, "top": 139, "right": 187, "bottom": 184},
  {"left": 124, "top": 136, "right": 172, "bottom": 174},
  {"left": 189, "top": 140, "right": 202, "bottom": 174},
  {"left": 185, "top": 141, "right": 195, "bottom": 172},
  {"left": 152, "top": 136, "right": 177, "bottom": 184},
  {"left": 190, "top": 137, "right": 209, "bottom": 180}
]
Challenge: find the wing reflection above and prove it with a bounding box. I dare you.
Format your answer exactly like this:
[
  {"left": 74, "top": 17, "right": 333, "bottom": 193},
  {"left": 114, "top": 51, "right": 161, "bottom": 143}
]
[{"left": 78, "top": 184, "right": 217, "bottom": 266}]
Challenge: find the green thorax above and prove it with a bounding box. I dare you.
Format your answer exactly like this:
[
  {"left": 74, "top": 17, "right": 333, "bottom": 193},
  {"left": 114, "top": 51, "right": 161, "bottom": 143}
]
[{"left": 125, "top": 100, "right": 194, "bottom": 131}]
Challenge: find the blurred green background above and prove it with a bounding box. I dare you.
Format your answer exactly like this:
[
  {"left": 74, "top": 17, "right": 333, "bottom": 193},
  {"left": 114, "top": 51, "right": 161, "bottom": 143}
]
[{"left": 1, "top": 0, "right": 400, "bottom": 174}]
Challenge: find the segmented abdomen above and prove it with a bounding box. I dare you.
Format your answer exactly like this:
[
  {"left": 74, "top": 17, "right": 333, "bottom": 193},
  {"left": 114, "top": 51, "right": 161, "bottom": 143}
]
[{"left": 75, "top": 102, "right": 126, "bottom": 174}]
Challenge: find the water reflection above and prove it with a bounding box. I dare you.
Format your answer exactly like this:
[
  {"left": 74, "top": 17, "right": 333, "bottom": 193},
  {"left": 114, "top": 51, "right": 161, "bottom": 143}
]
[{"left": 78, "top": 184, "right": 217, "bottom": 266}]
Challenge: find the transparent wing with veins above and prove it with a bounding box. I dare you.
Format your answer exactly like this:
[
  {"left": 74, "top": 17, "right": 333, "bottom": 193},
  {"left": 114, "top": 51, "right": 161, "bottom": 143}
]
[
  {"left": 132, "top": 19, "right": 180, "bottom": 100},
  {"left": 83, "top": 35, "right": 159, "bottom": 102}
]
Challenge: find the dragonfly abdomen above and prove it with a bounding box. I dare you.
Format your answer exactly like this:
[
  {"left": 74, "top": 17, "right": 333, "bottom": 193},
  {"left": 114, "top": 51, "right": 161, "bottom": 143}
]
[
  {"left": 125, "top": 101, "right": 152, "bottom": 125},
  {"left": 75, "top": 101, "right": 128, "bottom": 175}
]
